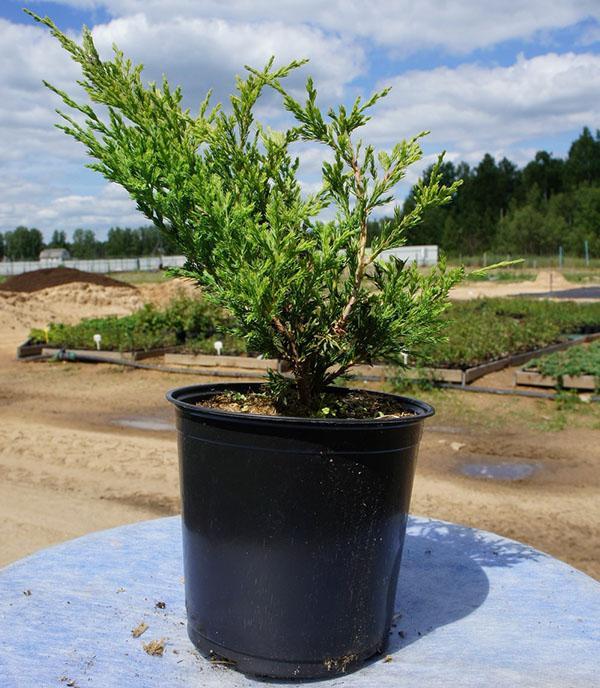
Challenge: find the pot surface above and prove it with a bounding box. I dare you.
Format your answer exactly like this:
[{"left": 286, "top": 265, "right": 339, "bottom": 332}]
[{"left": 167, "top": 383, "right": 433, "bottom": 679}]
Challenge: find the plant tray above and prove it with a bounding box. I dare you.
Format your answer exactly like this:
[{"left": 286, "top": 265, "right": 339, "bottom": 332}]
[
  {"left": 514, "top": 369, "right": 597, "bottom": 391},
  {"left": 348, "top": 332, "right": 600, "bottom": 385},
  {"left": 164, "top": 352, "right": 283, "bottom": 372}
]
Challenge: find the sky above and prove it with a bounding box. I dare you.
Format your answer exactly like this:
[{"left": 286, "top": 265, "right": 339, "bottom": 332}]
[{"left": 1, "top": 0, "right": 599, "bottom": 240}]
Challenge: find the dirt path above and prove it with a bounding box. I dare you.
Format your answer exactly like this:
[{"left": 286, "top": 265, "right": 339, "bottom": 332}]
[
  {"left": 450, "top": 269, "right": 600, "bottom": 300},
  {"left": 0, "top": 278, "right": 599, "bottom": 579}
]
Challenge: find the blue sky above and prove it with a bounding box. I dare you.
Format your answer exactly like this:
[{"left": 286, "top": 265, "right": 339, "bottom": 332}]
[{"left": 1, "top": 0, "right": 599, "bottom": 239}]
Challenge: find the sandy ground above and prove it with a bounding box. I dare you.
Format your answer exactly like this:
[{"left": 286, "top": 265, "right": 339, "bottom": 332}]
[
  {"left": 450, "top": 269, "right": 584, "bottom": 299},
  {"left": 0, "top": 274, "right": 599, "bottom": 581}
]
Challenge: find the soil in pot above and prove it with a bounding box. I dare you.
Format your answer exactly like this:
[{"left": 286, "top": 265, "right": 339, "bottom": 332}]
[{"left": 198, "top": 388, "right": 417, "bottom": 419}]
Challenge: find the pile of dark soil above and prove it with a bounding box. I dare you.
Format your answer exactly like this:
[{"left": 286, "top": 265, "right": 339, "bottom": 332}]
[{"left": 0, "top": 267, "right": 135, "bottom": 293}]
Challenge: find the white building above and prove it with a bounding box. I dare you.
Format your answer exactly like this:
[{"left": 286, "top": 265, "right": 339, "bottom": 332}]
[{"left": 39, "top": 248, "right": 71, "bottom": 266}]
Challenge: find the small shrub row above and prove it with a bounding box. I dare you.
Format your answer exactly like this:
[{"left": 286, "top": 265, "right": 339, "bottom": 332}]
[
  {"left": 524, "top": 341, "right": 600, "bottom": 380},
  {"left": 29, "top": 296, "right": 600, "bottom": 366},
  {"left": 29, "top": 295, "right": 231, "bottom": 352},
  {"left": 417, "top": 298, "right": 600, "bottom": 369}
]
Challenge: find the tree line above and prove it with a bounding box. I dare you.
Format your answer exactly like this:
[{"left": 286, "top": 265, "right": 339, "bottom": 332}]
[
  {"left": 2, "top": 128, "right": 599, "bottom": 262},
  {"left": 0, "top": 225, "right": 179, "bottom": 262},
  {"left": 370, "top": 127, "right": 600, "bottom": 257}
]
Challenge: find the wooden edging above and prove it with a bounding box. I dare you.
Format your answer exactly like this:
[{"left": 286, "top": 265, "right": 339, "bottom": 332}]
[
  {"left": 164, "top": 352, "right": 283, "bottom": 372},
  {"left": 346, "top": 364, "right": 463, "bottom": 383},
  {"left": 41, "top": 347, "right": 136, "bottom": 361},
  {"left": 347, "top": 332, "right": 600, "bottom": 385},
  {"left": 462, "top": 332, "right": 600, "bottom": 384},
  {"left": 20, "top": 331, "right": 600, "bottom": 386},
  {"left": 16, "top": 339, "right": 45, "bottom": 359},
  {"left": 515, "top": 370, "right": 597, "bottom": 391}
]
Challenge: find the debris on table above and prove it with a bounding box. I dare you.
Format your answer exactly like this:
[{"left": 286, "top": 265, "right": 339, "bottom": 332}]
[
  {"left": 131, "top": 621, "right": 149, "bottom": 638},
  {"left": 143, "top": 638, "right": 165, "bottom": 656}
]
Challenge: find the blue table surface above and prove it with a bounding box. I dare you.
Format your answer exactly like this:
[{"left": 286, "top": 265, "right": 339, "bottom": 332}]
[{"left": 0, "top": 516, "right": 598, "bottom": 688}]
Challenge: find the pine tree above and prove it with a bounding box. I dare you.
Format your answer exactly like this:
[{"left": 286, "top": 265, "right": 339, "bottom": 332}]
[{"left": 29, "top": 10, "right": 511, "bottom": 412}]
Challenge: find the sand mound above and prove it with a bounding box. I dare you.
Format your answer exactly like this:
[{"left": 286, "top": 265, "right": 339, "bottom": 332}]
[
  {"left": 0, "top": 277, "right": 198, "bottom": 352},
  {"left": 0, "top": 283, "right": 146, "bottom": 350},
  {"left": 0, "top": 267, "right": 135, "bottom": 293},
  {"left": 137, "top": 278, "right": 197, "bottom": 306}
]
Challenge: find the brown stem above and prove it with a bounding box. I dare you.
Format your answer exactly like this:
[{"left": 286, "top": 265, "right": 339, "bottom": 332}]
[
  {"left": 333, "top": 155, "right": 369, "bottom": 335},
  {"left": 272, "top": 316, "right": 317, "bottom": 407},
  {"left": 272, "top": 316, "right": 299, "bottom": 362},
  {"left": 322, "top": 361, "right": 354, "bottom": 386},
  {"left": 294, "top": 364, "right": 314, "bottom": 410}
]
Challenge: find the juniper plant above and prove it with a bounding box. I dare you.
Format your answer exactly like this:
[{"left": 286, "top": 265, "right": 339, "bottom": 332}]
[{"left": 29, "top": 11, "right": 509, "bottom": 413}]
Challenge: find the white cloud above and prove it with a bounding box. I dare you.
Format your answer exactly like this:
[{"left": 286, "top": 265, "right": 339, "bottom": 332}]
[
  {"left": 0, "top": 181, "right": 144, "bottom": 235},
  {"left": 89, "top": 13, "right": 364, "bottom": 102},
  {"left": 579, "top": 24, "right": 600, "bottom": 45},
  {"left": 3, "top": 4, "right": 599, "bottom": 235},
  {"left": 367, "top": 52, "right": 600, "bottom": 152},
  {"left": 41, "top": 0, "right": 600, "bottom": 53},
  {"left": 0, "top": 12, "right": 363, "bottom": 235}
]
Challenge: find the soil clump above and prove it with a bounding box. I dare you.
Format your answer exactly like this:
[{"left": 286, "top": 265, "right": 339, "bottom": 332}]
[{"left": 0, "top": 267, "right": 136, "bottom": 293}]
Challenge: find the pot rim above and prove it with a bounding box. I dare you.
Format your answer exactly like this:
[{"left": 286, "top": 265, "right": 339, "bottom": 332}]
[{"left": 166, "top": 382, "right": 434, "bottom": 428}]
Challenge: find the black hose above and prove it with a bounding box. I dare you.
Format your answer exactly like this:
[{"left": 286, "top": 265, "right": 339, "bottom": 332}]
[{"left": 34, "top": 349, "right": 269, "bottom": 379}]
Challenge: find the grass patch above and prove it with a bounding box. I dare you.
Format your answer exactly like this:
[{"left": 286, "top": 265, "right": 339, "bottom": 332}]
[
  {"left": 563, "top": 271, "right": 600, "bottom": 283},
  {"left": 109, "top": 271, "right": 171, "bottom": 285}
]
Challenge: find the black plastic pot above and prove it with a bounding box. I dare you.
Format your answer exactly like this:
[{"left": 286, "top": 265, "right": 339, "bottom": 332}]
[{"left": 167, "top": 382, "right": 434, "bottom": 679}]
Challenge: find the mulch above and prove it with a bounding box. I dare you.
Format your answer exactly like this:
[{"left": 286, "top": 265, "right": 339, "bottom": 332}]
[{"left": 0, "top": 267, "right": 135, "bottom": 293}]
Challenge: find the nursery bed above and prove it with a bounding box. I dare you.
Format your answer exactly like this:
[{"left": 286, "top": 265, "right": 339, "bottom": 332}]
[
  {"left": 514, "top": 370, "right": 597, "bottom": 391},
  {"left": 164, "top": 352, "right": 283, "bottom": 372}
]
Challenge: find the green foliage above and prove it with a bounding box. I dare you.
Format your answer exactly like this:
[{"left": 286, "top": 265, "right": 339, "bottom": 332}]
[
  {"left": 70, "top": 228, "right": 101, "bottom": 259},
  {"left": 2, "top": 223, "right": 179, "bottom": 260},
  {"left": 4, "top": 225, "right": 44, "bottom": 260},
  {"left": 496, "top": 185, "right": 600, "bottom": 257},
  {"left": 105, "top": 226, "right": 178, "bottom": 257},
  {"left": 184, "top": 333, "right": 247, "bottom": 355},
  {"left": 29, "top": 295, "right": 228, "bottom": 352},
  {"left": 417, "top": 299, "right": 600, "bottom": 369},
  {"left": 49, "top": 230, "right": 69, "bottom": 249},
  {"left": 525, "top": 341, "right": 600, "bottom": 386},
  {"left": 565, "top": 127, "right": 600, "bottom": 188},
  {"left": 31, "top": 10, "right": 474, "bottom": 411}
]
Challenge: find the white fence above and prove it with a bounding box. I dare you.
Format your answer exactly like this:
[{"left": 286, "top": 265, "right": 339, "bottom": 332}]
[
  {"left": 0, "top": 255, "right": 187, "bottom": 276},
  {"left": 379, "top": 245, "right": 438, "bottom": 266},
  {"left": 0, "top": 245, "right": 439, "bottom": 276}
]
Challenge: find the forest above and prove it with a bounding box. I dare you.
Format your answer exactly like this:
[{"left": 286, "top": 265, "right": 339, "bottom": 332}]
[
  {"left": 0, "top": 225, "right": 178, "bottom": 261},
  {"left": 383, "top": 126, "right": 600, "bottom": 257},
  {"left": 1, "top": 127, "right": 599, "bottom": 262}
]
